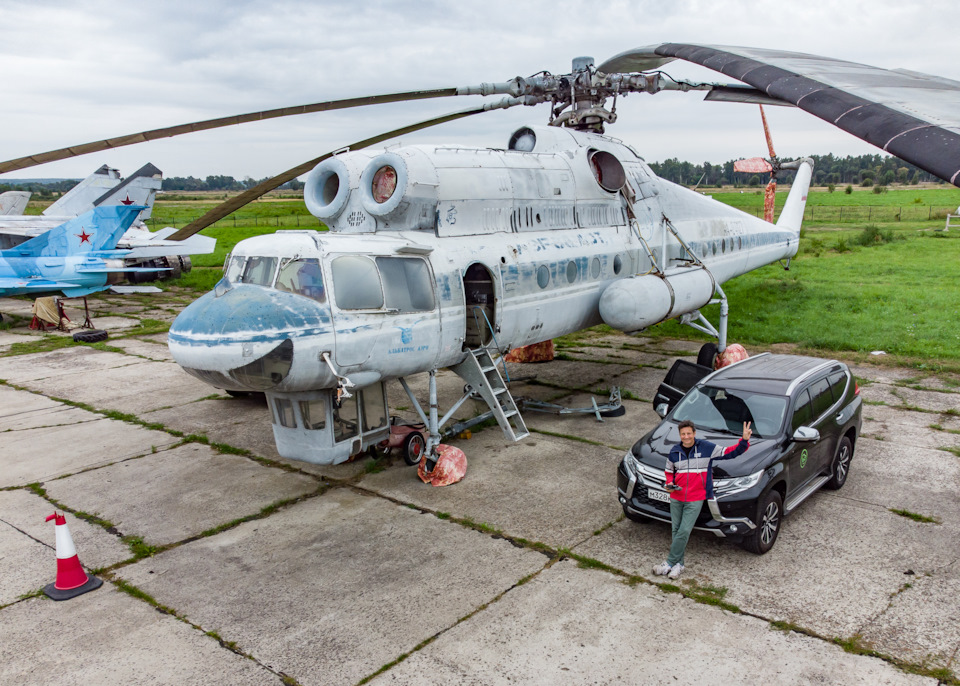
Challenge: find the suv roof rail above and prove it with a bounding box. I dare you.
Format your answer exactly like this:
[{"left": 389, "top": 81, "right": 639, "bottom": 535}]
[{"left": 784, "top": 360, "right": 840, "bottom": 396}]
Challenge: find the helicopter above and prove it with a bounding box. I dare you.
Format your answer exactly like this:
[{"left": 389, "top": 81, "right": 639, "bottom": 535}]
[{"left": 3, "top": 44, "right": 958, "bottom": 467}]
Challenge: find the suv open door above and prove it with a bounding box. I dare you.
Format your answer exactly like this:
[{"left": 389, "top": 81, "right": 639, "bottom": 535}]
[{"left": 653, "top": 359, "right": 713, "bottom": 417}]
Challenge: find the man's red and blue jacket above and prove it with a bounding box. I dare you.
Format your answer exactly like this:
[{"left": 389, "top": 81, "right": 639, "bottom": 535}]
[{"left": 664, "top": 437, "right": 750, "bottom": 502}]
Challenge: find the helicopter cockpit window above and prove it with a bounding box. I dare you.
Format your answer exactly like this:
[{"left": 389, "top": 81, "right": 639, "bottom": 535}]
[
  {"left": 331, "top": 255, "right": 384, "bottom": 310},
  {"left": 224, "top": 255, "right": 245, "bottom": 282},
  {"left": 238, "top": 256, "right": 278, "bottom": 286},
  {"left": 276, "top": 258, "right": 326, "bottom": 303},
  {"left": 376, "top": 257, "right": 435, "bottom": 312}
]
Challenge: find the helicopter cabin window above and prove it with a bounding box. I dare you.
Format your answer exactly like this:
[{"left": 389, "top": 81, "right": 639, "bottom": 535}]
[
  {"left": 536, "top": 265, "right": 549, "bottom": 289},
  {"left": 238, "top": 256, "right": 278, "bottom": 286},
  {"left": 299, "top": 398, "right": 326, "bottom": 431},
  {"left": 225, "top": 255, "right": 245, "bottom": 282},
  {"left": 376, "top": 257, "right": 435, "bottom": 312},
  {"left": 331, "top": 256, "right": 384, "bottom": 310},
  {"left": 276, "top": 258, "right": 326, "bottom": 303},
  {"left": 333, "top": 394, "right": 359, "bottom": 442},
  {"left": 360, "top": 384, "right": 388, "bottom": 432},
  {"left": 274, "top": 398, "right": 296, "bottom": 428}
]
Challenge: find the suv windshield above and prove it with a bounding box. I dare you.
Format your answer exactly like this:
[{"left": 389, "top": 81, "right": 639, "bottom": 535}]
[{"left": 672, "top": 385, "right": 787, "bottom": 438}]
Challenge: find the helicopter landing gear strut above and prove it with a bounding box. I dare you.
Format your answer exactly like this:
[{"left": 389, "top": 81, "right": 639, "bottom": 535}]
[
  {"left": 398, "top": 369, "right": 472, "bottom": 472},
  {"left": 677, "top": 284, "right": 729, "bottom": 369}
]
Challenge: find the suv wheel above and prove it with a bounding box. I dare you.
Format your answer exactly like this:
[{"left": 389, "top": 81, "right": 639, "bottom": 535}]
[
  {"left": 825, "top": 436, "right": 853, "bottom": 490},
  {"left": 742, "top": 490, "right": 782, "bottom": 555}
]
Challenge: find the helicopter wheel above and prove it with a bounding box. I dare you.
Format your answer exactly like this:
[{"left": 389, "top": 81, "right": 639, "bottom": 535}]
[
  {"left": 403, "top": 431, "right": 426, "bottom": 466},
  {"left": 697, "top": 342, "right": 718, "bottom": 369}
]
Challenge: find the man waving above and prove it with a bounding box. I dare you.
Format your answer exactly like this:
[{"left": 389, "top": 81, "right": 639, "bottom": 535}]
[{"left": 653, "top": 420, "right": 752, "bottom": 580}]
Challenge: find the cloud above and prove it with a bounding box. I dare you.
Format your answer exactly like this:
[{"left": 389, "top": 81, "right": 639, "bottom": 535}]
[{"left": 1, "top": 0, "right": 957, "bottom": 178}]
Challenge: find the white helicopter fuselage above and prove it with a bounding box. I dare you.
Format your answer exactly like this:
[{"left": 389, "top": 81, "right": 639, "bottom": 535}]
[{"left": 168, "top": 125, "right": 809, "bottom": 464}]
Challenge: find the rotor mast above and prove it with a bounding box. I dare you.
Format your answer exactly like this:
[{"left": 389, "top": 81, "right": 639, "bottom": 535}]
[{"left": 457, "top": 57, "right": 727, "bottom": 133}]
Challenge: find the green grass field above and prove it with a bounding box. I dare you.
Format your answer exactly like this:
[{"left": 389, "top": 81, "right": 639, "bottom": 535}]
[
  {"left": 36, "top": 185, "right": 958, "bottom": 369},
  {"left": 710, "top": 186, "right": 960, "bottom": 223}
]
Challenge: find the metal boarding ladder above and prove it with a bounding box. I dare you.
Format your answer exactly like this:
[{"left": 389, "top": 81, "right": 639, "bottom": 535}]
[{"left": 451, "top": 348, "right": 529, "bottom": 442}]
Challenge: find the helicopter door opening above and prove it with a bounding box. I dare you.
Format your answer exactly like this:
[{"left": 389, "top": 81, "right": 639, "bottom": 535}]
[{"left": 463, "top": 263, "right": 496, "bottom": 349}]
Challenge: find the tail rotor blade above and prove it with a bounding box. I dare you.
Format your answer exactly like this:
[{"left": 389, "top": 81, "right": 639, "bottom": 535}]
[
  {"left": 760, "top": 104, "right": 776, "bottom": 159},
  {"left": 764, "top": 179, "right": 777, "bottom": 223},
  {"left": 734, "top": 157, "right": 773, "bottom": 174},
  {"left": 166, "top": 97, "right": 521, "bottom": 240}
]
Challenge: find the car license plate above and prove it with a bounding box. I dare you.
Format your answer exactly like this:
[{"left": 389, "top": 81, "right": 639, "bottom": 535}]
[{"left": 648, "top": 488, "right": 671, "bottom": 503}]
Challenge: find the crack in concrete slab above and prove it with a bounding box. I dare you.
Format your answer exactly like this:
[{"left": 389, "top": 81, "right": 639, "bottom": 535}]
[{"left": 353, "top": 559, "right": 555, "bottom": 686}]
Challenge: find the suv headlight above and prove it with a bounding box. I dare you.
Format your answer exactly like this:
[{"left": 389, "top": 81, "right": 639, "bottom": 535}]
[
  {"left": 714, "top": 470, "right": 764, "bottom": 497},
  {"left": 622, "top": 451, "right": 641, "bottom": 475}
]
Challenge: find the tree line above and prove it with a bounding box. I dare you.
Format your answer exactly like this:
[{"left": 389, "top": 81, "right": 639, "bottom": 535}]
[
  {"left": 2, "top": 152, "right": 943, "bottom": 197},
  {"left": 159, "top": 175, "right": 304, "bottom": 192},
  {"left": 648, "top": 153, "right": 943, "bottom": 188},
  {"left": 0, "top": 175, "right": 303, "bottom": 196}
]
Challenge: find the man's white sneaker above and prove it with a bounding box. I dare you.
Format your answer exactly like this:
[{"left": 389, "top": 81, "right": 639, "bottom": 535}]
[
  {"left": 668, "top": 563, "right": 685, "bottom": 580},
  {"left": 653, "top": 561, "right": 672, "bottom": 576}
]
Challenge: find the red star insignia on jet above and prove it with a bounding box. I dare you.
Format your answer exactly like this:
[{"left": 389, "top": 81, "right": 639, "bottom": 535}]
[
  {"left": 76, "top": 230, "right": 92, "bottom": 243},
  {"left": 120, "top": 195, "right": 134, "bottom": 205}
]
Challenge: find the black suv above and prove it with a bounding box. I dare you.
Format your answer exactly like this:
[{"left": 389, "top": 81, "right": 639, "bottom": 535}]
[{"left": 617, "top": 353, "right": 861, "bottom": 554}]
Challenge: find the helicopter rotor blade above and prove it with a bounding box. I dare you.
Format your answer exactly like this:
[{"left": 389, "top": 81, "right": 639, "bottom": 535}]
[
  {"left": 0, "top": 85, "right": 524, "bottom": 175},
  {"left": 166, "top": 97, "right": 522, "bottom": 241}
]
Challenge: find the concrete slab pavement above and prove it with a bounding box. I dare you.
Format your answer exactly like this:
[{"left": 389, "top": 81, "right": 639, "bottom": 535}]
[
  {"left": 0, "top": 330, "right": 36, "bottom": 352},
  {"left": 119, "top": 488, "right": 547, "bottom": 686},
  {"left": 0, "top": 386, "right": 98, "bottom": 430},
  {"left": 506, "top": 359, "right": 633, "bottom": 390},
  {"left": 2, "top": 324, "right": 957, "bottom": 682},
  {"left": 605, "top": 364, "right": 675, "bottom": 402},
  {"left": 0, "top": 411, "right": 180, "bottom": 488},
  {"left": 861, "top": 405, "right": 960, "bottom": 449},
  {"left": 360, "top": 430, "right": 624, "bottom": 549},
  {"left": 521, "top": 394, "right": 655, "bottom": 450},
  {"left": 104, "top": 337, "right": 176, "bottom": 362},
  {"left": 0, "top": 347, "right": 142, "bottom": 385},
  {"left": 0, "top": 588, "right": 275, "bottom": 685},
  {"left": 42, "top": 442, "right": 320, "bottom": 546},
  {"left": 0, "top": 297, "right": 36, "bottom": 318},
  {"left": 841, "top": 439, "right": 960, "bottom": 522},
  {"left": 370, "top": 560, "right": 932, "bottom": 685},
  {"left": 20, "top": 359, "right": 218, "bottom": 415},
  {"left": 860, "top": 560, "right": 960, "bottom": 668}
]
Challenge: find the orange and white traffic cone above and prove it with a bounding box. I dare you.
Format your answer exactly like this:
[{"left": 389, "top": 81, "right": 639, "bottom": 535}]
[{"left": 42, "top": 511, "right": 102, "bottom": 601}]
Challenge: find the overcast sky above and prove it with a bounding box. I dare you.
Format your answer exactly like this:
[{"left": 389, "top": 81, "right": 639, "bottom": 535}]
[{"left": 1, "top": 0, "right": 957, "bottom": 180}]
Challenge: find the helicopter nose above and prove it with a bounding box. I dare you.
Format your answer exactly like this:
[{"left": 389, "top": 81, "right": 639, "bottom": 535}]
[{"left": 168, "top": 283, "right": 332, "bottom": 388}]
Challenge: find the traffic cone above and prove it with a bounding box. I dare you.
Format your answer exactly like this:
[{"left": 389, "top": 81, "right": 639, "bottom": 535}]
[{"left": 42, "top": 512, "right": 102, "bottom": 601}]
